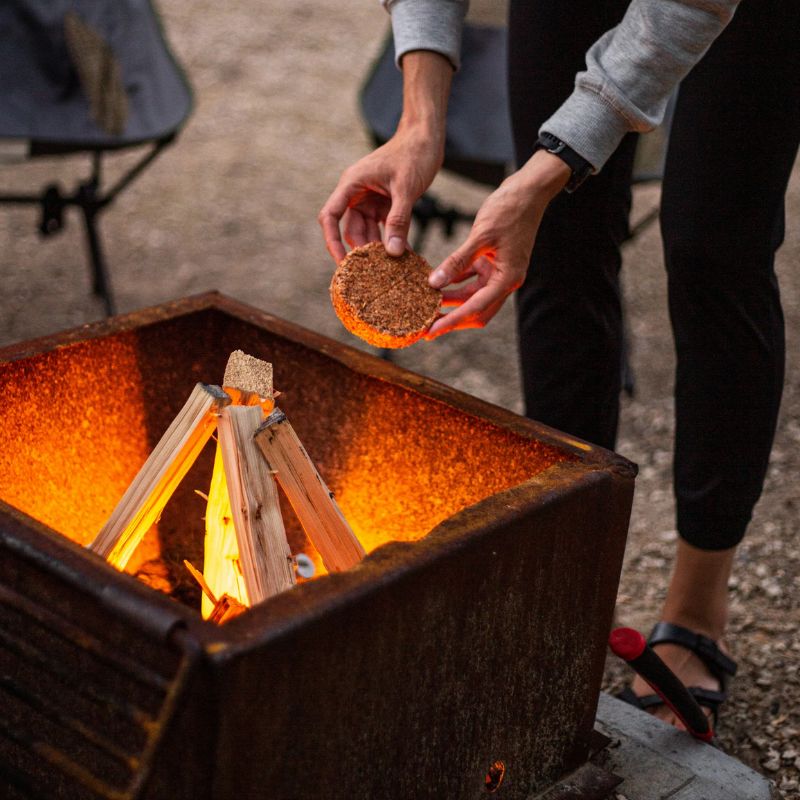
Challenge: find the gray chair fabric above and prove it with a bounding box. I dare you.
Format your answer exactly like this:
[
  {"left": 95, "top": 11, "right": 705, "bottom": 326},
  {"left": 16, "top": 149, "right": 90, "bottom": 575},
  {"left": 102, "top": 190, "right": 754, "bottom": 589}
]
[{"left": 0, "top": 0, "right": 191, "bottom": 148}]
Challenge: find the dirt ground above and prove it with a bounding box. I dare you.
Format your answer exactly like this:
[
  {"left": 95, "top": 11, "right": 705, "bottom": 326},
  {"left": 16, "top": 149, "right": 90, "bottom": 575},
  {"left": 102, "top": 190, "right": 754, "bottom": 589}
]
[{"left": 1, "top": 1, "right": 798, "bottom": 796}]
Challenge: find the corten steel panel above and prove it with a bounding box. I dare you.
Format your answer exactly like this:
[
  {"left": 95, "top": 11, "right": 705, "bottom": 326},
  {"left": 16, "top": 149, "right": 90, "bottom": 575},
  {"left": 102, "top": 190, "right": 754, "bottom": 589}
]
[{"left": 0, "top": 294, "right": 635, "bottom": 799}]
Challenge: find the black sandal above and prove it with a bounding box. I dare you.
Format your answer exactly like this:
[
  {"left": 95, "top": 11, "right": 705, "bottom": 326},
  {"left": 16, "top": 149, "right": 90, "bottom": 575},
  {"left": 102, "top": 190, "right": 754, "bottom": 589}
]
[{"left": 617, "top": 622, "right": 737, "bottom": 726}]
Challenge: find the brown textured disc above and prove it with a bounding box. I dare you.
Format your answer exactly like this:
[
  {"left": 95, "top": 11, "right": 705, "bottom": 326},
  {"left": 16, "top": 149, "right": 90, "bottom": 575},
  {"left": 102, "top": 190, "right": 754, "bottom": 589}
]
[{"left": 330, "top": 242, "right": 442, "bottom": 349}]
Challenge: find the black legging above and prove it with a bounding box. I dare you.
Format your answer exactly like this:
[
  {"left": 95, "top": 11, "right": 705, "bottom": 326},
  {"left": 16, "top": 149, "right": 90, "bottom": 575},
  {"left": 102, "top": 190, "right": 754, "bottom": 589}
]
[{"left": 508, "top": 0, "right": 800, "bottom": 551}]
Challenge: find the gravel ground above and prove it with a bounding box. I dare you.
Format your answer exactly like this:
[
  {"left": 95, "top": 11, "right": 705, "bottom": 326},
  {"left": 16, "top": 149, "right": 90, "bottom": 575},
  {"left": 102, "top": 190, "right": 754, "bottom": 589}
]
[{"left": 1, "top": 1, "right": 798, "bottom": 796}]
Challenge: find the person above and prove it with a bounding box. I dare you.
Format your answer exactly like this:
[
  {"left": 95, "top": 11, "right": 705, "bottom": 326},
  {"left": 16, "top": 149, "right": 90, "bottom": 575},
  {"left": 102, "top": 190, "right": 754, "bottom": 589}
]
[{"left": 319, "top": 0, "right": 800, "bottom": 729}]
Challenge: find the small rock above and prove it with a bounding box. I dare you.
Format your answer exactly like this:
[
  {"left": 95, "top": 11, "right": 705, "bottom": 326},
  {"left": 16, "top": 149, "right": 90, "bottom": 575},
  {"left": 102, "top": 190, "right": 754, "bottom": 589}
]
[
  {"left": 763, "top": 581, "right": 783, "bottom": 598},
  {"left": 762, "top": 755, "right": 780, "bottom": 772}
]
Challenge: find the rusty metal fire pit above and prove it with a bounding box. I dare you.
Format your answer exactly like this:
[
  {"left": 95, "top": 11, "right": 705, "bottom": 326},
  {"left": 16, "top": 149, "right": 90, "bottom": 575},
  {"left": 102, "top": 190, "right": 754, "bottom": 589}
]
[{"left": 0, "top": 293, "right": 635, "bottom": 799}]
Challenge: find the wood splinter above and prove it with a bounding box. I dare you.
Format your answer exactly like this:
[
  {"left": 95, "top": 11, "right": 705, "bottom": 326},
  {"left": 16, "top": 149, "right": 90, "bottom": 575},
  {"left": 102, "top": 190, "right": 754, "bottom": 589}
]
[
  {"left": 184, "top": 559, "right": 247, "bottom": 625},
  {"left": 255, "top": 409, "right": 365, "bottom": 572}
]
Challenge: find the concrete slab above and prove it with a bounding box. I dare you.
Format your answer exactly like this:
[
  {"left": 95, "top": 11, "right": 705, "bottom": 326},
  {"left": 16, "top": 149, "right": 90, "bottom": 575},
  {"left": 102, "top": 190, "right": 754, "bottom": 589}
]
[{"left": 593, "top": 693, "right": 776, "bottom": 800}]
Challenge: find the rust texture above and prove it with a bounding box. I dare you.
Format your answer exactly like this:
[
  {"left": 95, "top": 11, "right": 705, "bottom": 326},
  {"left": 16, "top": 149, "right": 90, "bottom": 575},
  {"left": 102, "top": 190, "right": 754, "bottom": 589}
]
[{"left": 0, "top": 293, "right": 635, "bottom": 799}]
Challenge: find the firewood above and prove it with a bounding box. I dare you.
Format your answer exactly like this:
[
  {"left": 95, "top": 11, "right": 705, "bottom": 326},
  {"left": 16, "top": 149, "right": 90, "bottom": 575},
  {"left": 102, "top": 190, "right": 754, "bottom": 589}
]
[
  {"left": 200, "top": 350, "right": 275, "bottom": 615},
  {"left": 217, "top": 404, "right": 296, "bottom": 603},
  {"left": 184, "top": 558, "right": 247, "bottom": 624},
  {"left": 89, "top": 383, "right": 230, "bottom": 569},
  {"left": 255, "top": 409, "right": 365, "bottom": 572},
  {"left": 208, "top": 593, "right": 248, "bottom": 625}
]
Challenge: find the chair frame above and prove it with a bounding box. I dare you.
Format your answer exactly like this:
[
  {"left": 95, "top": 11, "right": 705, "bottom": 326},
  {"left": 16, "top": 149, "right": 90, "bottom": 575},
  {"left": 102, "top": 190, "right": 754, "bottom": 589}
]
[{"left": 0, "top": 135, "right": 175, "bottom": 316}]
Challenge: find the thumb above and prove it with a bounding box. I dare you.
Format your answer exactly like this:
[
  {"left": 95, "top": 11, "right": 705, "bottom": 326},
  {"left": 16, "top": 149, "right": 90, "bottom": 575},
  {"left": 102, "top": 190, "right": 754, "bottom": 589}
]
[
  {"left": 429, "top": 237, "right": 481, "bottom": 289},
  {"left": 384, "top": 193, "right": 414, "bottom": 256}
]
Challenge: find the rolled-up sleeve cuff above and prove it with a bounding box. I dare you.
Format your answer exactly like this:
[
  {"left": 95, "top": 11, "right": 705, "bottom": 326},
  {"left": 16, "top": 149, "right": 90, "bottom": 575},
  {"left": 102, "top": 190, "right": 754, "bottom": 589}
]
[
  {"left": 388, "top": 0, "right": 466, "bottom": 70},
  {"left": 539, "top": 85, "right": 633, "bottom": 173}
]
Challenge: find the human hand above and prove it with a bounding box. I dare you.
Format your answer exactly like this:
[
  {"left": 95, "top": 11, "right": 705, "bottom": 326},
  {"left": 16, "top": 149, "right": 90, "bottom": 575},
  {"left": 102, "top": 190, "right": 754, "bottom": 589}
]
[
  {"left": 319, "top": 51, "right": 453, "bottom": 263},
  {"left": 318, "top": 129, "right": 442, "bottom": 263},
  {"left": 425, "top": 150, "right": 571, "bottom": 339}
]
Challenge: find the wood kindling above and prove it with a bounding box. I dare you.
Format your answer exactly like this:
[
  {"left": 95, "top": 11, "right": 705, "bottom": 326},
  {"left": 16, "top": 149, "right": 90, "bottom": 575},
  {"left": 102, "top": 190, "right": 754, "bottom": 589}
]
[
  {"left": 218, "top": 404, "right": 296, "bottom": 603},
  {"left": 89, "top": 350, "right": 364, "bottom": 623},
  {"left": 88, "top": 383, "right": 230, "bottom": 569},
  {"left": 255, "top": 409, "right": 365, "bottom": 572},
  {"left": 208, "top": 593, "right": 248, "bottom": 625},
  {"left": 184, "top": 559, "right": 248, "bottom": 625}
]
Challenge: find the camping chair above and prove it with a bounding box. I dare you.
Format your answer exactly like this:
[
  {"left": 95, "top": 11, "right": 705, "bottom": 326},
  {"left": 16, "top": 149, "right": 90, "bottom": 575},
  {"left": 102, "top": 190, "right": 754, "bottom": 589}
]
[{"left": 0, "top": 0, "right": 192, "bottom": 315}]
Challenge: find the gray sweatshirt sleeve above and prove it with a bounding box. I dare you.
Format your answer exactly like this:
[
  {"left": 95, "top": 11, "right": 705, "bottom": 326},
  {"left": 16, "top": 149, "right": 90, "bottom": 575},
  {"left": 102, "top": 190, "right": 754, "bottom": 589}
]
[
  {"left": 382, "top": 0, "right": 468, "bottom": 70},
  {"left": 541, "top": 0, "right": 741, "bottom": 170},
  {"left": 383, "top": 0, "right": 740, "bottom": 170}
]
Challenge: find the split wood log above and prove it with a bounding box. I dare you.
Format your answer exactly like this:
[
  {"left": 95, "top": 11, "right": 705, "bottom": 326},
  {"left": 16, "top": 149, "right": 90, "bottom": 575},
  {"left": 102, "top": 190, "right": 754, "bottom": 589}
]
[
  {"left": 255, "top": 409, "right": 365, "bottom": 572},
  {"left": 89, "top": 383, "right": 230, "bottom": 569},
  {"left": 201, "top": 349, "right": 275, "bottom": 615},
  {"left": 217, "top": 404, "right": 296, "bottom": 604},
  {"left": 202, "top": 441, "right": 248, "bottom": 618}
]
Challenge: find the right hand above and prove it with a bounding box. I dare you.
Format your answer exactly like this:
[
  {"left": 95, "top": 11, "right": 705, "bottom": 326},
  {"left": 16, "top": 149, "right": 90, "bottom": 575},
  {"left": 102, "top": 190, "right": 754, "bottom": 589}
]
[
  {"left": 318, "top": 124, "right": 442, "bottom": 263},
  {"left": 319, "top": 50, "right": 453, "bottom": 263}
]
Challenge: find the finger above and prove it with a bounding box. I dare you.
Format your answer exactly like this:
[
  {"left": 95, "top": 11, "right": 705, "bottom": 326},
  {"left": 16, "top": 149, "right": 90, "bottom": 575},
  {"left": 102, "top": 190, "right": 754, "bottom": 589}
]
[
  {"left": 318, "top": 186, "right": 352, "bottom": 263},
  {"left": 438, "top": 256, "right": 492, "bottom": 292},
  {"left": 365, "top": 217, "right": 382, "bottom": 245},
  {"left": 384, "top": 191, "right": 414, "bottom": 256},
  {"left": 425, "top": 298, "right": 504, "bottom": 339},
  {"left": 429, "top": 236, "right": 485, "bottom": 289},
  {"left": 343, "top": 208, "right": 368, "bottom": 249},
  {"left": 440, "top": 281, "right": 481, "bottom": 307},
  {"left": 425, "top": 281, "right": 508, "bottom": 338}
]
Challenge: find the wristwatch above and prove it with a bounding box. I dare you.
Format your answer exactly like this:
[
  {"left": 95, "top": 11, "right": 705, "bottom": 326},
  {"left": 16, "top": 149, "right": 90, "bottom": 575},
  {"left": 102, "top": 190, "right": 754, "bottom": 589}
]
[{"left": 535, "top": 132, "right": 593, "bottom": 193}]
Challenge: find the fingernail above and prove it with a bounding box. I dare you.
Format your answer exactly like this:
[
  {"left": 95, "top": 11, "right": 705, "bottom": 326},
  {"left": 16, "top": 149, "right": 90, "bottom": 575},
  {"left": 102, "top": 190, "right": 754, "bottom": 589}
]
[
  {"left": 387, "top": 236, "right": 404, "bottom": 256},
  {"left": 429, "top": 269, "right": 447, "bottom": 288}
]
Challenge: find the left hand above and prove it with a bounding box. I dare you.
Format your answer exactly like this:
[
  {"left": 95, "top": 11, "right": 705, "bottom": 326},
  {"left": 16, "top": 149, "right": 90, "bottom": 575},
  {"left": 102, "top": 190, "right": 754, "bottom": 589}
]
[{"left": 425, "top": 150, "right": 571, "bottom": 339}]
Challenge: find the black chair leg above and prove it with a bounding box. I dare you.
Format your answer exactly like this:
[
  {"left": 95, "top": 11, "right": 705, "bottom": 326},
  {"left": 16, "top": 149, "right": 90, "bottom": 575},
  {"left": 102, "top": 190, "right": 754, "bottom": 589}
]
[{"left": 78, "top": 181, "right": 116, "bottom": 316}]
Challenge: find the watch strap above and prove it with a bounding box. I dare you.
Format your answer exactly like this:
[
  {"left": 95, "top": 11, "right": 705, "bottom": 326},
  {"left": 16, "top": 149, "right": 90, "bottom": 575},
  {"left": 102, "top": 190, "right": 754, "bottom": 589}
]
[{"left": 535, "top": 132, "right": 593, "bottom": 193}]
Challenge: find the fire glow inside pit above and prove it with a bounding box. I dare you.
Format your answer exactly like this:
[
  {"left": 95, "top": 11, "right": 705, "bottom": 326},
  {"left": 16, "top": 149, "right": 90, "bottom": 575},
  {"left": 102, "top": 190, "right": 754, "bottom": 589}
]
[{"left": 0, "top": 294, "right": 635, "bottom": 799}]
